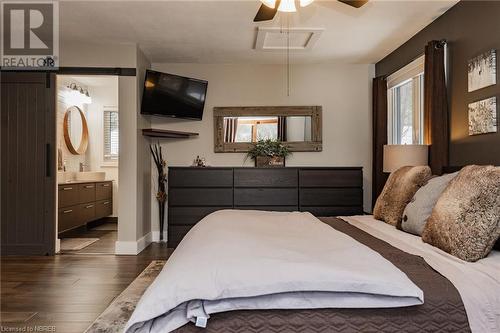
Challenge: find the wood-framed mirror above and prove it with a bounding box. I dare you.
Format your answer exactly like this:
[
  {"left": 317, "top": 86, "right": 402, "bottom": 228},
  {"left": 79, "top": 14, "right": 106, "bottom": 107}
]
[
  {"left": 214, "top": 106, "right": 322, "bottom": 153},
  {"left": 63, "top": 105, "right": 89, "bottom": 155}
]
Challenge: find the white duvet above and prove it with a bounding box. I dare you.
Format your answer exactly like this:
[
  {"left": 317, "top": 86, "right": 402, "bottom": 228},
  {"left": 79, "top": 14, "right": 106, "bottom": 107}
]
[{"left": 125, "top": 210, "right": 423, "bottom": 333}]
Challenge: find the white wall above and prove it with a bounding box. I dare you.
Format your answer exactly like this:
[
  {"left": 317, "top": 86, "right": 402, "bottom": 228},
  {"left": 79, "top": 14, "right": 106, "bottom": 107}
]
[
  {"left": 149, "top": 63, "right": 375, "bottom": 236},
  {"left": 60, "top": 41, "right": 136, "bottom": 68},
  {"left": 135, "top": 47, "right": 152, "bottom": 241}
]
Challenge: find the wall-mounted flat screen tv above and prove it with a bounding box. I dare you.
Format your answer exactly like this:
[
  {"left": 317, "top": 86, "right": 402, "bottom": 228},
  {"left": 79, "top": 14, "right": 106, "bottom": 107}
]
[{"left": 141, "top": 69, "right": 207, "bottom": 120}]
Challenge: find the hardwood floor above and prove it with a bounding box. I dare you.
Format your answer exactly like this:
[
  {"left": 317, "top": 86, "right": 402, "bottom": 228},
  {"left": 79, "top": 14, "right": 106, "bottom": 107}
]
[
  {"left": 61, "top": 222, "right": 117, "bottom": 254},
  {"left": 1, "top": 243, "right": 172, "bottom": 333}
]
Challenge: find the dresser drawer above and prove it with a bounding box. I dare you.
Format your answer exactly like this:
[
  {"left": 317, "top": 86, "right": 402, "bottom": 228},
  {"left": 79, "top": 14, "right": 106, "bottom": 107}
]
[
  {"left": 168, "top": 225, "right": 195, "bottom": 247},
  {"left": 300, "top": 206, "right": 363, "bottom": 216},
  {"left": 234, "top": 168, "right": 297, "bottom": 187},
  {"left": 234, "top": 188, "right": 297, "bottom": 206},
  {"left": 95, "top": 199, "right": 112, "bottom": 219},
  {"left": 299, "top": 169, "right": 362, "bottom": 188},
  {"left": 58, "top": 184, "right": 79, "bottom": 208},
  {"left": 168, "top": 206, "right": 231, "bottom": 226},
  {"left": 169, "top": 188, "right": 233, "bottom": 206},
  {"left": 58, "top": 205, "right": 82, "bottom": 233},
  {"left": 79, "top": 202, "right": 96, "bottom": 223},
  {"left": 234, "top": 206, "right": 298, "bottom": 212},
  {"left": 300, "top": 188, "right": 362, "bottom": 206},
  {"left": 169, "top": 168, "right": 233, "bottom": 187},
  {"left": 79, "top": 183, "right": 96, "bottom": 203},
  {"left": 96, "top": 181, "right": 112, "bottom": 200}
]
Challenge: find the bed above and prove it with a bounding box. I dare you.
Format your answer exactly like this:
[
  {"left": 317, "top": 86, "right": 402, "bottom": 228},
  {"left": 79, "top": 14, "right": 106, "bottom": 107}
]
[{"left": 124, "top": 210, "right": 500, "bottom": 333}]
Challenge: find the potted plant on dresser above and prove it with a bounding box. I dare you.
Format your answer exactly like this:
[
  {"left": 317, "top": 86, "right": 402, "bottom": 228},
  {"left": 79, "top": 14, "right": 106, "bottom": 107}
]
[{"left": 247, "top": 139, "right": 291, "bottom": 168}]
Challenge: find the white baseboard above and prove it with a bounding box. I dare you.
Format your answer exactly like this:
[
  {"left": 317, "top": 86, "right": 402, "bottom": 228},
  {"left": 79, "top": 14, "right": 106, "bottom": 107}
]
[
  {"left": 115, "top": 232, "right": 152, "bottom": 255},
  {"left": 55, "top": 238, "right": 61, "bottom": 254},
  {"left": 151, "top": 231, "right": 168, "bottom": 243}
]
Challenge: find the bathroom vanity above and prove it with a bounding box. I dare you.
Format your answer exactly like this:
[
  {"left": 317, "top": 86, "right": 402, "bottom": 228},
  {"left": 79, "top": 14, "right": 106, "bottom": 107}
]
[{"left": 58, "top": 180, "right": 113, "bottom": 234}]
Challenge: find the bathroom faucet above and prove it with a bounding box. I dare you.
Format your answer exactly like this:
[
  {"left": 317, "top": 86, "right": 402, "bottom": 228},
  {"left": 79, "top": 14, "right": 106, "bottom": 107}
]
[{"left": 79, "top": 162, "right": 88, "bottom": 172}]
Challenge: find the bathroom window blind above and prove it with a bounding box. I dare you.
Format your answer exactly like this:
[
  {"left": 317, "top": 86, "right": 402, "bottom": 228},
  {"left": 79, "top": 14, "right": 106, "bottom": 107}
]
[{"left": 103, "top": 108, "right": 119, "bottom": 161}]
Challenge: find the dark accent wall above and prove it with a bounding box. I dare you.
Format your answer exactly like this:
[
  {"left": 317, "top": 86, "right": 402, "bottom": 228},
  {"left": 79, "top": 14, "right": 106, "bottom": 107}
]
[{"left": 376, "top": 1, "right": 500, "bottom": 166}]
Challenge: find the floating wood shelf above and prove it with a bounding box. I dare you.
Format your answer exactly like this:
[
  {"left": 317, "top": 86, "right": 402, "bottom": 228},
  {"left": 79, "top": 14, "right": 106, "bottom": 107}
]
[{"left": 142, "top": 128, "right": 199, "bottom": 139}]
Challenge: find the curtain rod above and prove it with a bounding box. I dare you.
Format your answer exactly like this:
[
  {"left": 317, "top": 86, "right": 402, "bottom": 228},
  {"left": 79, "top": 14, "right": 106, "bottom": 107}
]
[{"left": 383, "top": 39, "right": 448, "bottom": 79}]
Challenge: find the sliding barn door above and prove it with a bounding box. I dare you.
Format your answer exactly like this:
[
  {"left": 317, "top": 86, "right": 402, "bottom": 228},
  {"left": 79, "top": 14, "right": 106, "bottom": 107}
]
[{"left": 1, "top": 72, "right": 56, "bottom": 255}]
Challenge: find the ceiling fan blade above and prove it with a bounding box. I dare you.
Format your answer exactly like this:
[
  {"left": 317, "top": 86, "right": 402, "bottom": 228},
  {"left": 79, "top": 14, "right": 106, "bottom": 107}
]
[
  {"left": 338, "top": 0, "right": 369, "bottom": 8},
  {"left": 253, "top": 1, "right": 280, "bottom": 22}
]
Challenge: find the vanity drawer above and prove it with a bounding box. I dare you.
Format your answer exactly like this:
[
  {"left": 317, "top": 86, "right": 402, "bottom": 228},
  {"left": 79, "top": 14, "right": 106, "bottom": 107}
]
[
  {"left": 79, "top": 202, "right": 96, "bottom": 223},
  {"left": 95, "top": 199, "right": 112, "bottom": 219},
  {"left": 96, "top": 181, "right": 112, "bottom": 201},
  {"left": 58, "top": 185, "right": 79, "bottom": 208},
  {"left": 79, "top": 183, "right": 96, "bottom": 203},
  {"left": 58, "top": 205, "right": 82, "bottom": 232}
]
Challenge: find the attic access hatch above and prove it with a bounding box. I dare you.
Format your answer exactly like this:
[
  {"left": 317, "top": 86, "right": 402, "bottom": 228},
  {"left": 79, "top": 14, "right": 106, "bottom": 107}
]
[{"left": 255, "top": 27, "right": 324, "bottom": 51}]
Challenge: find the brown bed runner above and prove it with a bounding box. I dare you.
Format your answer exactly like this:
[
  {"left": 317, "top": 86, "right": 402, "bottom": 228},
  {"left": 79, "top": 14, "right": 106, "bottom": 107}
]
[{"left": 174, "top": 217, "right": 470, "bottom": 333}]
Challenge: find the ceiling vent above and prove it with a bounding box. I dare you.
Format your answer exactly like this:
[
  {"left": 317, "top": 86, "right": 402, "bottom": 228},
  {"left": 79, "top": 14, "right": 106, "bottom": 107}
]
[{"left": 255, "top": 27, "right": 324, "bottom": 51}]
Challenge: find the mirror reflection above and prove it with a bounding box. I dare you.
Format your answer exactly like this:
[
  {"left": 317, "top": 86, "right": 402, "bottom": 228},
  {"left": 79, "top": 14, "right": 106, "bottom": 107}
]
[
  {"left": 63, "top": 105, "right": 89, "bottom": 155},
  {"left": 223, "top": 116, "right": 312, "bottom": 143},
  {"left": 67, "top": 107, "right": 83, "bottom": 147}
]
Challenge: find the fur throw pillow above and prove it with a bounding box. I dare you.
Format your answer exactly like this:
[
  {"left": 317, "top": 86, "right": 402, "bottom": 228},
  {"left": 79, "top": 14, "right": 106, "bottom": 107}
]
[
  {"left": 422, "top": 165, "right": 500, "bottom": 262},
  {"left": 373, "top": 166, "right": 432, "bottom": 229}
]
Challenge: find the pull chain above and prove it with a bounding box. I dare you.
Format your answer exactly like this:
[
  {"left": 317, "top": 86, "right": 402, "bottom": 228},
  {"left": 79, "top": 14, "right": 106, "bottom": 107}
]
[{"left": 286, "top": 13, "right": 290, "bottom": 97}]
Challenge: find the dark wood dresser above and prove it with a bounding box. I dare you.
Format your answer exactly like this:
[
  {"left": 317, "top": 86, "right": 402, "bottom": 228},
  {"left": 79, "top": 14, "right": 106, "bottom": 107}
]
[{"left": 168, "top": 167, "right": 363, "bottom": 247}]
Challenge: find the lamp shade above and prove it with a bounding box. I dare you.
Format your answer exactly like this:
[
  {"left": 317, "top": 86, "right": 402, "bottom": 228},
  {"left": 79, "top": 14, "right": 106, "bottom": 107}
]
[{"left": 383, "top": 145, "right": 428, "bottom": 173}]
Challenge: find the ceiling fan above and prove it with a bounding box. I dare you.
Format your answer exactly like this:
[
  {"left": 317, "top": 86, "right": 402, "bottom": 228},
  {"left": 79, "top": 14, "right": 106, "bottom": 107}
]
[{"left": 254, "top": 0, "right": 369, "bottom": 22}]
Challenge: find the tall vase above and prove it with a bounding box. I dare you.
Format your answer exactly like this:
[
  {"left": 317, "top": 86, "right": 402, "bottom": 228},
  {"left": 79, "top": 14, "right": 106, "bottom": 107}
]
[{"left": 158, "top": 199, "right": 165, "bottom": 241}]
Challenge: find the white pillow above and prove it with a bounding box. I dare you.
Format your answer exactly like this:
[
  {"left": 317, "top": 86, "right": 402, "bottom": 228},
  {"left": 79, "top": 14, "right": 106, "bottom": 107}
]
[{"left": 401, "top": 172, "right": 458, "bottom": 236}]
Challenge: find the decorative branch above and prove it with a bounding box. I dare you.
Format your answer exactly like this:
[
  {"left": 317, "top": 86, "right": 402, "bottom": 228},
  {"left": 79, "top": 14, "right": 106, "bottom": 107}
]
[{"left": 150, "top": 142, "right": 167, "bottom": 241}]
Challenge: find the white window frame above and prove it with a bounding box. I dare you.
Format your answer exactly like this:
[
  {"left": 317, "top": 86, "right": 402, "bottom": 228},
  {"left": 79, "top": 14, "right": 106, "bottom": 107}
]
[
  {"left": 102, "top": 106, "right": 119, "bottom": 167},
  {"left": 387, "top": 55, "right": 425, "bottom": 145}
]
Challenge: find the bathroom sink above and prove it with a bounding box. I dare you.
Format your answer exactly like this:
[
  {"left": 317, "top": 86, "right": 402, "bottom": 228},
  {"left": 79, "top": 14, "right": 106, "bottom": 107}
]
[
  {"left": 74, "top": 171, "right": 106, "bottom": 182},
  {"left": 57, "top": 171, "right": 106, "bottom": 183}
]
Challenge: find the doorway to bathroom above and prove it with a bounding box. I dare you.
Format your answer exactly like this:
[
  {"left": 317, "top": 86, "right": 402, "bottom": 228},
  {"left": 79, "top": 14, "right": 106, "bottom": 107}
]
[{"left": 56, "top": 75, "right": 119, "bottom": 255}]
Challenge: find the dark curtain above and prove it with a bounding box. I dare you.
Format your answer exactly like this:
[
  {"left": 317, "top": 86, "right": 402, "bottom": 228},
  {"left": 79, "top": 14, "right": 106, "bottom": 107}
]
[
  {"left": 277, "top": 116, "right": 287, "bottom": 141},
  {"left": 424, "top": 40, "right": 449, "bottom": 175},
  {"left": 224, "top": 117, "right": 238, "bottom": 143},
  {"left": 372, "top": 76, "right": 388, "bottom": 208}
]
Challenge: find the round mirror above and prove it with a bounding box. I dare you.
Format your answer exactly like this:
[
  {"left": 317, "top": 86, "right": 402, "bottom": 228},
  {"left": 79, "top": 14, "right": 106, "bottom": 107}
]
[{"left": 63, "top": 106, "right": 89, "bottom": 155}]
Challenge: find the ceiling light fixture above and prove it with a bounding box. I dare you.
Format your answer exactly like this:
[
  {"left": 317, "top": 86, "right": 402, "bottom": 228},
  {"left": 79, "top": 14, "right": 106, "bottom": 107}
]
[{"left": 260, "top": 0, "right": 314, "bottom": 12}]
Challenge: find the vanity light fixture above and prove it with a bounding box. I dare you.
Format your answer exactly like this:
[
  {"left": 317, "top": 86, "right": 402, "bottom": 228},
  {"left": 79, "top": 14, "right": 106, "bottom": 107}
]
[{"left": 67, "top": 83, "right": 92, "bottom": 104}]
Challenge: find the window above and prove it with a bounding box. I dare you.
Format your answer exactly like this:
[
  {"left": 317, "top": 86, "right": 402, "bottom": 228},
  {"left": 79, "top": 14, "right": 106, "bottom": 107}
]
[
  {"left": 103, "top": 107, "right": 119, "bottom": 162},
  {"left": 387, "top": 56, "right": 424, "bottom": 144},
  {"left": 234, "top": 117, "right": 278, "bottom": 142}
]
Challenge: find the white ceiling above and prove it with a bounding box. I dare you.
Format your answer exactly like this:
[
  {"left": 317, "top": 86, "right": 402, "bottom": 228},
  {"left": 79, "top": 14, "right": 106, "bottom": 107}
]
[{"left": 60, "top": 0, "right": 458, "bottom": 64}]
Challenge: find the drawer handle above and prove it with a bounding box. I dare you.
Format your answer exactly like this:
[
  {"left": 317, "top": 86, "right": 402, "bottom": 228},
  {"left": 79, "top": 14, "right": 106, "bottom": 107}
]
[
  {"left": 102, "top": 184, "right": 110, "bottom": 187},
  {"left": 85, "top": 204, "right": 94, "bottom": 209},
  {"left": 103, "top": 201, "right": 110, "bottom": 205},
  {"left": 84, "top": 185, "right": 94, "bottom": 189},
  {"left": 62, "top": 187, "right": 73, "bottom": 191},
  {"left": 63, "top": 209, "right": 73, "bottom": 214}
]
